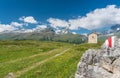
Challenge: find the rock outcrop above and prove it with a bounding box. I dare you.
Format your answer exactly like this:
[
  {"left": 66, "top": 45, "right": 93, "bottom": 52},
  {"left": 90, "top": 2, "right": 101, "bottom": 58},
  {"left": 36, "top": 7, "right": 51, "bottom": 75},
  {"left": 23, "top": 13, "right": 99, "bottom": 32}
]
[{"left": 75, "top": 36, "right": 120, "bottom": 78}]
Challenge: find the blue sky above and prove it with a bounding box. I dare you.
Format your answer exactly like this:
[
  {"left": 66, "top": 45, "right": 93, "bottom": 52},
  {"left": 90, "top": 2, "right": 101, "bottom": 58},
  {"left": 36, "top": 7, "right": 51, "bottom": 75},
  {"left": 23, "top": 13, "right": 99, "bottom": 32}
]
[
  {"left": 0, "top": 0, "right": 119, "bottom": 22},
  {"left": 0, "top": 0, "right": 120, "bottom": 34}
]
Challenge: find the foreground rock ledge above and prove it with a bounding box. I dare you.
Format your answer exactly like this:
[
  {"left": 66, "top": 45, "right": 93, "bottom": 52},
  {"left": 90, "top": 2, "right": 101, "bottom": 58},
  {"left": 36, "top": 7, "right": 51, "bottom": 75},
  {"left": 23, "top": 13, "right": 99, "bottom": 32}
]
[{"left": 75, "top": 37, "right": 120, "bottom": 78}]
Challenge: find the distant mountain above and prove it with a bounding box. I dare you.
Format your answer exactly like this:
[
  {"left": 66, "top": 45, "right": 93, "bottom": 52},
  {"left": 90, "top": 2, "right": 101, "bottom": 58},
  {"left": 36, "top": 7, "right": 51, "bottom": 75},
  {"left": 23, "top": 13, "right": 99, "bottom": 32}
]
[
  {"left": 0, "top": 28, "right": 55, "bottom": 40},
  {"left": 111, "top": 24, "right": 120, "bottom": 31},
  {"left": 0, "top": 28, "right": 87, "bottom": 44},
  {"left": 98, "top": 24, "right": 120, "bottom": 41},
  {"left": 71, "top": 27, "right": 91, "bottom": 34},
  {"left": 97, "top": 24, "right": 120, "bottom": 36}
]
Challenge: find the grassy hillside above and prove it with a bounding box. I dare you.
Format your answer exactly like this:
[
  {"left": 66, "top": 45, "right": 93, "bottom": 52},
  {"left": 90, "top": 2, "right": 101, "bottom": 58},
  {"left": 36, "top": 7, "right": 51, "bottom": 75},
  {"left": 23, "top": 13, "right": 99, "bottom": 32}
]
[
  {"left": 0, "top": 33, "right": 87, "bottom": 44},
  {"left": 0, "top": 41, "right": 103, "bottom": 78}
]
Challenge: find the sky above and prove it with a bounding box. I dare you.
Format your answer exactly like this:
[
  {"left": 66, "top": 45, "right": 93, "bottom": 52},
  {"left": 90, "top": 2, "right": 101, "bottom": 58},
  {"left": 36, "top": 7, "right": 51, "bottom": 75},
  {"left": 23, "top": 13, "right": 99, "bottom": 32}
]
[{"left": 0, "top": 0, "right": 120, "bottom": 34}]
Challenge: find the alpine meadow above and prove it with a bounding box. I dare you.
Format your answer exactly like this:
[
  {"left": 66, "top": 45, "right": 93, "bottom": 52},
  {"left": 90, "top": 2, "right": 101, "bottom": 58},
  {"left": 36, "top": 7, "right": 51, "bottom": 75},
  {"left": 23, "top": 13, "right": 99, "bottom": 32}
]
[
  {"left": 0, "top": 0, "right": 120, "bottom": 78},
  {"left": 0, "top": 41, "right": 102, "bottom": 78}
]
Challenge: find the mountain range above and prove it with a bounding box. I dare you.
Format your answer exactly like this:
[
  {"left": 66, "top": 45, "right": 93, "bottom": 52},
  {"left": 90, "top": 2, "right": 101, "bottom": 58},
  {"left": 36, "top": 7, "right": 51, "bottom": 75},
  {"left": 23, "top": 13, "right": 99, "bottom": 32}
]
[{"left": 0, "top": 24, "right": 120, "bottom": 42}]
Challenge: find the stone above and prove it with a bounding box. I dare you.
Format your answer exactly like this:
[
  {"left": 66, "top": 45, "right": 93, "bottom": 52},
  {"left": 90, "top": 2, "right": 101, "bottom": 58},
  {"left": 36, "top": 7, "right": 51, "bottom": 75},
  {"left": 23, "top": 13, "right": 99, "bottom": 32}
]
[
  {"left": 75, "top": 37, "right": 120, "bottom": 78},
  {"left": 4, "top": 72, "right": 14, "bottom": 78}
]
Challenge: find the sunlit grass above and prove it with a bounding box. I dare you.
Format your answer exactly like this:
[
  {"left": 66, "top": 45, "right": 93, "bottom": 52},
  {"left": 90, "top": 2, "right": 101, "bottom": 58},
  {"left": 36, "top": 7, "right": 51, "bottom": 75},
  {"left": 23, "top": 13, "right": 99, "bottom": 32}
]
[{"left": 0, "top": 41, "right": 103, "bottom": 78}]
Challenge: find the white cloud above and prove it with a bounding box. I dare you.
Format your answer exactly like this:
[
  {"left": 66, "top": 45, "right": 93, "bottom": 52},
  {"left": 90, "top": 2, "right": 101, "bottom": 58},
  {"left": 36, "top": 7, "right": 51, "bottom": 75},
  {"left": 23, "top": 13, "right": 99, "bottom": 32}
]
[
  {"left": 69, "top": 18, "right": 81, "bottom": 30},
  {"left": 72, "top": 32, "right": 77, "bottom": 34},
  {"left": 11, "top": 22, "right": 23, "bottom": 27},
  {"left": 1, "top": 5, "right": 120, "bottom": 33},
  {"left": 3, "top": 24, "right": 47, "bottom": 33},
  {"left": 19, "top": 16, "right": 38, "bottom": 24},
  {"left": 36, "top": 25, "right": 47, "bottom": 29},
  {"left": 69, "top": 5, "right": 120, "bottom": 30},
  {"left": 19, "top": 25, "right": 47, "bottom": 33},
  {"left": 0, "top": 24, "right": 18, "bottom": 32},
  {"left": 55, "top": 29, "right": 62, "bottom": 34},
  {"left": 48, "top": 5, "right": 120, "bottom": 30},
  {"left": 81, "top": 33, "right": 88, "bottom": 36},
  {"left": 47, "top": 18, "right": 69, "bottom": 28},
  {"left": 24, "top": 29, "right": 33, "bottom": 33}
]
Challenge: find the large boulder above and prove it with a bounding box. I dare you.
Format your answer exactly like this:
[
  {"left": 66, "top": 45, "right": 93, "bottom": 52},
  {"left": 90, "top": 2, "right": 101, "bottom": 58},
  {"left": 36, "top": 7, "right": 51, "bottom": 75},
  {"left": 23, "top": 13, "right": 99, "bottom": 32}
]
[{"left": 75, "top": 36, "right": 120, "bottom": 78}]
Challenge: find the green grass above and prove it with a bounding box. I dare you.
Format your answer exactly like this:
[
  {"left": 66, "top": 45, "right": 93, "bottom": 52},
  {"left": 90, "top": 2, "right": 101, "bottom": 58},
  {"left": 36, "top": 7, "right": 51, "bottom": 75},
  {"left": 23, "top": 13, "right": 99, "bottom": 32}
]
[{"left": 0, "top": 41, "right": 103, "bottom": 78}]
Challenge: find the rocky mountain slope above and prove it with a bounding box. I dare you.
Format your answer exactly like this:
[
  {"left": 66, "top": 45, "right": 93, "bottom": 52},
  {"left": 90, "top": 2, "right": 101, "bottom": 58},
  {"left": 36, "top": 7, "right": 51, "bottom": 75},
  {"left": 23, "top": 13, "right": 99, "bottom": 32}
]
[
  {"left": 75, "top": 37, "right": 120, "bottom": 78},
  {"left": 111, "top": 24, "right": 120, "bottom": 31}
]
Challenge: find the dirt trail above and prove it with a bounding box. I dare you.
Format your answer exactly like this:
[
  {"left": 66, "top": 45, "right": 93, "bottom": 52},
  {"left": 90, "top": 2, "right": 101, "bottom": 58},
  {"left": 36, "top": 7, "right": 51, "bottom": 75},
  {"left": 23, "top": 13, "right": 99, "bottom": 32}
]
[
  {"left": 13, "top": 48, "right": 70, "bottom": 78},
  {"left": 3, "top": 48, "right": 60, "bottom": 64}
]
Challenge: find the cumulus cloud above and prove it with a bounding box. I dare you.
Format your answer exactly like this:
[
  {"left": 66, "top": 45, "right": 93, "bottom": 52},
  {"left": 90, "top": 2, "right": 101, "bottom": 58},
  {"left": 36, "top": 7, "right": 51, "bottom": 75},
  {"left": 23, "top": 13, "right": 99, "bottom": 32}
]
[
  {"left": 20, "top": 25, "right": 47, "bottom": 33},
  {"left": 48, "top": 5, "right": 120, "bottom": 30},
  {"left": 19, "top": 16, "right": 38, "bottom": 24},
  {"left": 36, "top": 25, "right": 47, "bottom": 29},
  {"left": 1, "top": 5, "right": 120, "bottom": 33},
  {"left": 0, "top": 16, "right": 47, "bottom": 33},
  {"left": 11, "top": 22, "right": 23, "bottom": 27},
  {"left": 69, "top": 5, "right": 120, "bottom": 30},
  {"left": 72, "top": 32, "right": 77, "bottom": 34},
  {"left": 23, "top": 29, "right": 33, "bottom": 33},
  {"left": 47, "top": 18, "right": 69, "bottom": 28},
  {"left": 68, "top": 18, "right": 81, "bottom": 30},
  {"left": 0, "top": 21, "right": 23, "bottom": 32},
  {"left": 55, "top": 29, "right": 62, "bottom": 34},
  {"left": 0, "top": 24, "right": 18, "bottom": 32}
]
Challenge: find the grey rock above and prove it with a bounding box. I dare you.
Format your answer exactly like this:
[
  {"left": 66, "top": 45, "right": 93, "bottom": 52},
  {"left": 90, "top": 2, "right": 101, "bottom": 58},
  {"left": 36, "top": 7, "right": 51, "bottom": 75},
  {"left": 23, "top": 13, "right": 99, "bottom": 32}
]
[
  {"left": 75, "top": 37, "right": 120, "bottom": 78},
  {"left": 4, "top": 72, "right": 14, "bottom": 78}
]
